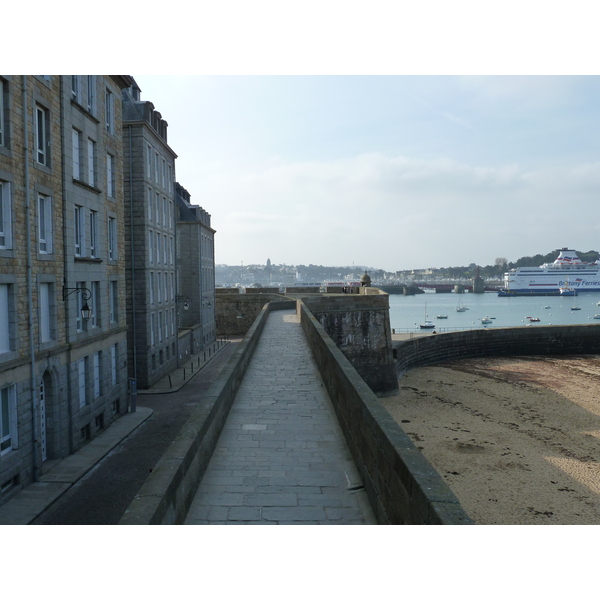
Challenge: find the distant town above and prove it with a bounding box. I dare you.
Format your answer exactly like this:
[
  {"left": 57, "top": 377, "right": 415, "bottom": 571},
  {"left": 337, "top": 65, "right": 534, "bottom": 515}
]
[{"left": 216, "top": 249, "right": 600, "bottom": 288}]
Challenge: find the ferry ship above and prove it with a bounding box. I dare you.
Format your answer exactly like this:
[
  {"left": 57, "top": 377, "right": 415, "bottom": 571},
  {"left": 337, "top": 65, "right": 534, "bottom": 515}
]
[{"left": 499, "top": 248, "right": 600, "bottom": 296}]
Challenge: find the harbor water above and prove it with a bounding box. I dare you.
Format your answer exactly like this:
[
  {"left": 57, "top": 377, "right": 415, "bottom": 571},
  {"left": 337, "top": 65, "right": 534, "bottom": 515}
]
[{"left": 388, "top": 290, "right": 600, "bottom": 333}]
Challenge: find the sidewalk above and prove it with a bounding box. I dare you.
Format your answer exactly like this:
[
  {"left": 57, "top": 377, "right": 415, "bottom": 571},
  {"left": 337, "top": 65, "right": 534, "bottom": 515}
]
[{"left": 0, "top": 340, "right": 233, "bottom": 525}]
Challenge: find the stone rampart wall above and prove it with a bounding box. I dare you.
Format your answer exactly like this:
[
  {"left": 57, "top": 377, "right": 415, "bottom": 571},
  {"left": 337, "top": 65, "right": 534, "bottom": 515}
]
[
  {"left": 394, "top": 324, "right": 600, "bottom": 376},
  {"left": 297, "top": 300, "right": 472, "bottom": 524},
  {"left": 119, "top": 301, "right": 294, "bottom": 524},
  {"left": 215, "top": 293, "right": 293, "bottom": 335}
]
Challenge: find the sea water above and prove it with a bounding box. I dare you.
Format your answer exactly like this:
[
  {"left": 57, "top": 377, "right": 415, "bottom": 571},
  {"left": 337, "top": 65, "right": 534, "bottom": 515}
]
[{"left": 388, "top": 290, "right": 600, "bottom": 333}]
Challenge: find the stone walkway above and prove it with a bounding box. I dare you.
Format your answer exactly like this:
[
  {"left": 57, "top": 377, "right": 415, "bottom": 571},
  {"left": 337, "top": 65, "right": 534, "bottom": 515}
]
[{"left": 184, "top": 309, "right": 376, "bottom": 524}]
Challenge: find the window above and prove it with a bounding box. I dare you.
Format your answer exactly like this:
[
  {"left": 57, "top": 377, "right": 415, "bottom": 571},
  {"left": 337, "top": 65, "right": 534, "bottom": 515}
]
[
  {"left": 149, "top": 230, "right": 154, "bottom": 264},
  {"left": 111, "top": 344, "right": 118, "bottom": 385},
  {"left": 147, "top": 145, "right": 152, "bottom": 179},
  {"left": 105, "top": 89, "right": 114, "bottom": 133},
  {"left": 87, "top": 139, "right": 95, "bottom": 186},
  {"left": 155, "top": 152, "right": 159, "bottom": 183},
  {"left": 158, "top": 311, "right": 163, "bottom": 342},
  {"left": 0, "top": 179, "right": 12, "bottom": 249},
  {"left": 148, "top": 187, "right": 153, "bottom": 221},
  {"left": 162, "top": 159, "right": 166, "bottom": 188},
  {"left": 107, "top": 154, "right": 115, "bottom": 198},
  {"left": 39, "top": 282, "right": 53, "bottom": 342},
  {"left": 1, "top": 385, "right": 17, "bottom": 455},
  {"left": 91, "top": 281, "right": 100, "bottom": 328},
  {"left": 35, "top": 105, "right": 50, "bottom": 166},
  {"left": 0, "top": 77, "right": 7, "bottom": 148},
  {"left": 149, "top": 272, "right": 155, "bottom": 305},
  {"left": 77, "top": 358, "right": 86, "bottom": 408},
  {"left": 0, "top": 284, "right": 10, "bottom": 353},
  {"left": 155, "top": 192, "right": 160, "bottom": 225},
  {"left": 72, "top": 129, "right": 81, "bottom": 180},
  {"left": 163, "top": 234, "right": 168, "bottom": 264},
  {"left": 151, "top": 313, "right": 156, "bottom": 345},
  {"left": 110, "top": 281, "right": 118, "bottom": 323},
  {"left": 71, "top": 75, "right": 82, "bottom": 103},
  {"left": 171, "top": 307, "right": 175, "bottom": 336},
  {"left": 87, "top": 76, "right": 96, "bottom": 114},
  {"left": 38, "top": 194, "right": 53, "bottom": 254},
  {"left": 157, "top": 272, "right": 162, "bottom": 304},
  {"left": 156, "top": 234, "right": 161, "bottom": 265},
  {"left": 76, "top": 281, "right": 86, "bottom": 332},
  {"left": 162, "top": 197, "right": 167, "bottom": 226},
  {"left": 90, "top": 210, "right": 97, "bottom": 258},
  {"left": 108, "top": 217, "right": 116, "bottom": 260},
  {"left": 74, "top": 205, "right": 85, "bottom": 256},
  {"left": 93, "top": 352, "right": 101, "bottom": 398}
]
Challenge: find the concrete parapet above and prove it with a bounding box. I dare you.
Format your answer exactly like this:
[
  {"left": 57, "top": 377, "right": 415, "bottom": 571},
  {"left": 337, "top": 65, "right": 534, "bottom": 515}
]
[
  {"left": 216, "top": 293, "right": 293, "bottom": 336},
  {"left": 298, "top": 300, "right": 473, "bottom": 525},
  {"left": 119, "top": 302, "right": 290, "bottom": 524},
  {"left": 394, "top": 324, "right": 600, "bottom": 376}
]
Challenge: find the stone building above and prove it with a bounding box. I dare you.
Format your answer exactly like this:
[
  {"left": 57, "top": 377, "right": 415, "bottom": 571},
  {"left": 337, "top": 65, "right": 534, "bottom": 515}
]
[
  {"left": 0, "top": 75, "right": 132, "bottom": 505},
  {"left": 121, "top": 81, "right": 179, "bottom": 389},
  {"left": 175, "top": 182, "right": 217, "bottom": 352}
]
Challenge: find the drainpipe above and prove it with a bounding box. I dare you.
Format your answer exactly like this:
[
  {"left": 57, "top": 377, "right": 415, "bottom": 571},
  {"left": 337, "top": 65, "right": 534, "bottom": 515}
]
[
  {"left": 59, "top": 76, "right": 74, "bottom": 454},
  {"left": 128, "top": 125, "right": 138, "bottom": 407},
  {"left": 23, "top": 76, "right": 40, "bottom": 482}
]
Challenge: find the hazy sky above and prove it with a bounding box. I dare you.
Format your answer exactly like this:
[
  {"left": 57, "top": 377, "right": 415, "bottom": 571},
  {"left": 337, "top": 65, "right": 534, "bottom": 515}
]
[{"left": 135, "top": 75, "right": 600, "bottom": 271}]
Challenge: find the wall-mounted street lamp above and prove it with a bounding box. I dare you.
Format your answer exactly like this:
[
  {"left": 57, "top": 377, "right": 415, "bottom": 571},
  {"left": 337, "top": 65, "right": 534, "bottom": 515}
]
[
  {"left": 176, "top": 294, "right": 190, "bottom": 310},
  {"left": 62, "top": 286, "right": 93, "bottom": 322}
]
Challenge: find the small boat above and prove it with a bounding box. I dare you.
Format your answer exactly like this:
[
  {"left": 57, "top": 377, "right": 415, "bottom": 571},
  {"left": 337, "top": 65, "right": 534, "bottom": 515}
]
[
  {"left": 593, "top": 314, "right": 600, "bottom": 320},
  {"left": 542, "top": 306, "right": 551, "bottom": 309},
  {"left": 481, "top": 316, "right": 493, "bottom": 324},
  {"left": 559, "top": 280, "right": 577, "bottom": 296},
  {"left": 436, "top": 315, "right": 448, "bottom": 319},
  {"left": 420, "top": 303, "right": 436, "bottom": 329},
  {"left": 571, "top": 306, "right": 581, "bottom": 311},
  {"left": 529, "top": 317, "right": 541, "bottom": 322}
]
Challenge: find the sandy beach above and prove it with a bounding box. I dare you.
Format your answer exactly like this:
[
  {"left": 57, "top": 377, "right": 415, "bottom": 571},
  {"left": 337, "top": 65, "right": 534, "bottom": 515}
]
[{"left": 381, "top": 355, "right": 600, "bottom": 525}]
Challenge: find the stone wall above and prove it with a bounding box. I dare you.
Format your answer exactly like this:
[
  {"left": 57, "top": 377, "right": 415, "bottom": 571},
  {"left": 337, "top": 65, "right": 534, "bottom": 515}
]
[
  {"left": 297, "top": 301, "right": 473, "bottom": 525},
  {"left": 215, "top": 293, "right": 292, "bottom": 336},
  {"left": 301, "top": 293, "right": 398, "bottom": 395},
  {"left": 394, "top": 324, "right": 600, "bottom": 376}
]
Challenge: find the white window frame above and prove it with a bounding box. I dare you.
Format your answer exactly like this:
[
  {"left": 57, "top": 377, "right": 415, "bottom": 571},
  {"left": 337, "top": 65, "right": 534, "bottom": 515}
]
[
  {"left": 108, "top": 216, "right": 116, "bottom": 260},
  {"left": 0, "top": 77, "right": 6, "bottom": 148},
  {"left": 87, "top": 76, "right": 96, "bottom": 114},
  {"left": 105, "top": 89, "right": 114, "bottom": 133},
  {"left": 0, "top": 283, "right": 10, "bottom": 353},
  {"left": 35, "top": 105, "right": 49, "bottom": 166},
  {"left": 39, "top": 282, "right": 52, "bottom": 342},
  {"left": 90, "top": 210, "right": 97, "bottom": 258},
  {"left": 111, "top": 344, "right": 118, "bottom": 386},
  {"left": 149, "top": 271, "right": 155, "bottom": 305},
  {"left": 87, "top": 139, "right": 95, "bottom": 187},
  {"left": 38, "top": 194, "right": 53, "bottom": 254},
  {"left": 77, "top": 358, "right": 86, "bottom": 408},
  {"left": 71, "top": 75, "right": 82, "bottom": 103},
  {"left": 76, "top": 281, "right": 86, "bottom": 332},
  {"left": 107, "top": 153, "right": 115, "bottom": 198},
  {"left": 1, "top": 384, "right": 17, "bottom": 455},
  {"left": 72, "top": 129, "right": 81, "bottom": 180},
  {"left": 0, "top": 179, "right": 12, "bottom": 249},
  {"left": 91, "top": 281, "right": 100, "bottom": 328},
  {"left": 74, "top": 205, "right": 85, "bottom": 256},
  {"left": 93, "top": 352, "right": 101, "bottom": 398},
  {"left": 110, "top": 281, "right": 118, "bottom": 323}
]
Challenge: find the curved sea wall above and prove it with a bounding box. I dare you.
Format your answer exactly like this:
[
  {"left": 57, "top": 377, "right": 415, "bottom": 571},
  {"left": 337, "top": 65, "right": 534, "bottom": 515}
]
[{"left": 394, "top": 324, "right": 600, "bottom": 376}]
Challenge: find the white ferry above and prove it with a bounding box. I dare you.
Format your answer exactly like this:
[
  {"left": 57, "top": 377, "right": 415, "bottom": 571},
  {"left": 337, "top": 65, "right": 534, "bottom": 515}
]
[{"left": 499, "top": 248, "right": 600, "bottom": 296}]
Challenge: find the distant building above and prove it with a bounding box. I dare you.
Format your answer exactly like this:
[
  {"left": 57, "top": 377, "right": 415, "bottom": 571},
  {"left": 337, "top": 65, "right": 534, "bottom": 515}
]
[
  {"left": 175, "top": 182, "right": 217, "bottom": 352},
  {"left": 121, "top": 80, "right": 178, "bottom": 389}
]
